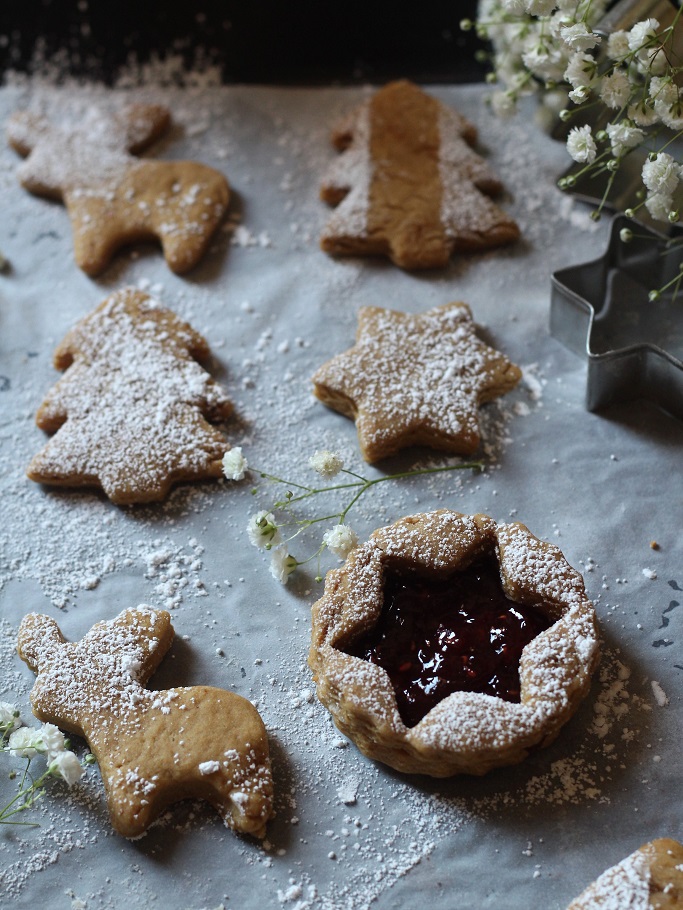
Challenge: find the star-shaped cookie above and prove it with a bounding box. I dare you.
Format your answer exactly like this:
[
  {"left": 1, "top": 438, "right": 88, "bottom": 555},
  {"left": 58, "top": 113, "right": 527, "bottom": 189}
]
[{"left": 312, "top": 302, "right": 521, "bottom": 462}]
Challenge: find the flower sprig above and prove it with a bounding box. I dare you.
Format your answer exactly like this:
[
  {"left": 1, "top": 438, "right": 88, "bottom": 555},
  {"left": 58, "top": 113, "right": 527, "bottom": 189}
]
[
  {"left": 1, "top": 701, "right": 91, "bottom": 826},
  {"left": 472, "top": 0, "right": 683, "bottom": 225},
  {"left": 223, "top": 447, "right": 483, "bottom": 583}
]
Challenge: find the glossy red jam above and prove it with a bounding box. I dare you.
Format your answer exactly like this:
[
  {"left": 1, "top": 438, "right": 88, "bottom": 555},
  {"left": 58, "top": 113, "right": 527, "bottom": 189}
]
[{"left": 347, "top": 558, "right": 553, "bottom": 728}]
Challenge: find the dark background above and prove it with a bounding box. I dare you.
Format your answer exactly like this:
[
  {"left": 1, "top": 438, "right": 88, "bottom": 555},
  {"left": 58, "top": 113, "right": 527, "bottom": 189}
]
[{"left": 0, "top": 0, "right": 486, "bottom": 84}]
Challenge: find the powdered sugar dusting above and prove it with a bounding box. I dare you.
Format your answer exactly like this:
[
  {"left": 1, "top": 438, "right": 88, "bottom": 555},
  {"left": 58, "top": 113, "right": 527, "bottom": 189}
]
[{"left": 28, "top": 288, "right": 232, "bottom": 503}]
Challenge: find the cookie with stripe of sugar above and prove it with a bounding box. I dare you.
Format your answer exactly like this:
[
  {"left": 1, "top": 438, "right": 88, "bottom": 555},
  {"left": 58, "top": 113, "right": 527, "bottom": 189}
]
[
  {"left": 319, "top": 79, "right": 519, "bottom": 270},
  {"left": 311, "top": 301, "right": 521, "bottom": 462},
  {"left": 7, "top": 102, "right": 229, "bottom": 275},
  {"left": 27, "top": 288, "right": 233, "bottom": 504},
  {"left": 18, "top": 607, "right": 273, "bottom": 839},
  {"left": 566, "top": 838, "right": 683, "bottom": 909},
  {"left": 309, "top": 510, "right": 600, "bottom": 777}
]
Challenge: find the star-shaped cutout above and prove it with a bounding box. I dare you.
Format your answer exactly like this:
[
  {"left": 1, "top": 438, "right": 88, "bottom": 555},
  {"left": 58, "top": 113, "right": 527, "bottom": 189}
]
[
  {"left": 550, "top": 214, "right": 683, "bottom": 420},
  {"left": 312, "top": 302, "right": 521, "bottom": 462}
]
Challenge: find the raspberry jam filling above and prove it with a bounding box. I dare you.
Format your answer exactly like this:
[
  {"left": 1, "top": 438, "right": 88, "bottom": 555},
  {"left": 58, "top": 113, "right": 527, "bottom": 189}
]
[{"left": 347, "top": 558, "right": 554, "bottom": 728}]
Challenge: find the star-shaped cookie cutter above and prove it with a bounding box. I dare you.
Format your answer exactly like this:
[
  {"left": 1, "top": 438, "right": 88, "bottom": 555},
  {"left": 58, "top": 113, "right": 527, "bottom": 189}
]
[{"left": 550, "top": 214, "right": 683, "bottom": 420}]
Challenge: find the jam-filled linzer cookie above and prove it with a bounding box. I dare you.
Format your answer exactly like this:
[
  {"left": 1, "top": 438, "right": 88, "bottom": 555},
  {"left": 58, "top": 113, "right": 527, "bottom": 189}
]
[
  {"left": 566, "top": 839, "right": 683, "bottom": 909},
  {"left": 309, "top": 510, "right": 599, "bottom": 777},
  {"left": 319, "top": 79, "right": 519, "bottom": 269},
  {"left": 7, "top": 103, "right": 229, "bottom": 275},
  {"left": 311, "top": 301, "right": 521, "bottom": 462},
  {"left": 27, "top": 288, "right": 233, "bottom": 504},
  {"left": 18, "top": 607, "right": 273, "bottom": 839}
]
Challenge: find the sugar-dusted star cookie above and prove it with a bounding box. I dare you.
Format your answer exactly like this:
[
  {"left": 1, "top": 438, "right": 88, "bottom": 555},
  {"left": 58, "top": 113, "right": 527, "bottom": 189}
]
[
  {"left": 7, "top": 103, "right": 229, "bottom": 275},
  {"left": 320, "top": 80, "right": 520, "bottom": 270},
  {"left": 311, "top": 302, "right": 521, "bottom": 462},
  {"left": 18, "top": 607, "right": 273, "bottom": 839},
  {"left": 566, "top": 838, "right": 683, "bottom": 909},
  {"left": 28, "top": 288, "right": 233, "bottom": 504}
]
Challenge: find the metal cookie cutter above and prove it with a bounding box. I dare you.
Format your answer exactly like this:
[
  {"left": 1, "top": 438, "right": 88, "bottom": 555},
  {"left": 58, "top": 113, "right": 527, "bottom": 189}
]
[{"left": 550, "top": 214, "right": 683, "bottom": 419}]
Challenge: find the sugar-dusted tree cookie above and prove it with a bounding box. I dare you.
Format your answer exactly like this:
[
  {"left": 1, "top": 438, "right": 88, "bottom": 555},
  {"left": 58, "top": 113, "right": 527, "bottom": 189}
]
[
  {"left": 320, "top": 80, "right": 520, "bottom": 269},
  {"left": 7, "top": 103, "right": 229, "bottom": 275},
  {"left": 566, "top": 838, "right": 683, "bottom": 909},
  {"left": 311, "top": 301, "right": 521, "bottom": 462},
  {"left": 28, "top": 288, "right": 233, "bottom": 504},
  {"left": 18, "top": 607, "right": 273, "bottom": 839}
]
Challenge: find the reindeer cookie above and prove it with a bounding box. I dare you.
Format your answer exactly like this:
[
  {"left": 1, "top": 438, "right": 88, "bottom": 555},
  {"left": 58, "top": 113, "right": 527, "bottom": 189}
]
[
  {"left": 17, "top": 607, "right": 273, "bottom": 839},
  {"left": 7, "top": 103, "right": 229, "bottom": 275},
  {"left": 320, "top": 80, "right": 519, "bottom": 270}
]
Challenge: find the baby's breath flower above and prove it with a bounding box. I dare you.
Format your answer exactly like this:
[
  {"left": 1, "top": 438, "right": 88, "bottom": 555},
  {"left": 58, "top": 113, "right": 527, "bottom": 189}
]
[
  {"left": 568, "top": 85, "right": 590, "bottom": 105},
  {"left": 628, "top": 100, "right": 658, "bottom": 127},
  {"left": 629, "top": 18, "right": 666, "bottom": 74},
  {"left": 606, "top": 121, "right": 644, "bottom": 157},
  {"left": 645, "top": 191, "right": 674, "bottom": 221},
  {"left": 247, "top": 511, "right": 281, "bottom": 549},
  {"left": 269, "top": 547, "right": 298, "bottom": 584},
  {"left": 564, "top": 51, "right": 598, "bottom": 89},
  {"left": 49, "top": 750, "right": 84, "bottom": 786},
  {"left": 490, "top": 90, "right": 517, "bottom": 117},
  {"left": 222, "top": 447, "right": 248, "bottom": 482},
  {"left": 619, "top": 227, "right": 633, "bottom": 243},
  {"left": 600, "top": 70, "right": 632, "bottom": 110},
  {"left": 526, "top": 0, "right": 556, "bottom": 15},
  {"left": 566, "top": 124, "right": 597, "bottom": 163},
  {"left": 642, "top": 153, "right": 680, "bottom": 197},
  {"left": 560, "top": 23, "right": 600, "bottom": 52},
  {"left": 322, "top": 524, "right": 359, "bottom": 559},
  {"left": 8, "top": 726, "right": 44, "bottom": 759},
  {"left": 0, "top": 702, "right": 22, "bottom": 735},
  {"left": 502, "top": 0, "right": 527, "bottom": 12},
  {"left": 308, "top": 450, "right": 344, "bottom": 479},
  {"left": 39, "top": 723, "right": 66, "bottom": 762},
  {"left": 607, "top": 29, "right": 630, "bottom": 58}
]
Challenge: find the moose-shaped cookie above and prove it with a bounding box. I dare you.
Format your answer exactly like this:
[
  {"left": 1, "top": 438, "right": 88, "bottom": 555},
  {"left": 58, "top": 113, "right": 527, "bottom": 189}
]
[
  {"left": 18, "top": 607, "right": 273, "bottom": 839},
  {"left": 7, "top": 103, "right": 229, "bottom": 275}
]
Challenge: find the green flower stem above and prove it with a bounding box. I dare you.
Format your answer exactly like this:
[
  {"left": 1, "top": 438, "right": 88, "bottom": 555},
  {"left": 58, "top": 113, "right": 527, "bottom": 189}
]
[
  {"left": 256, "top": 461, "right": 483, "bottom": 533},
  {"left": 0, "top": 758, "right": 47, "bottom": 826}
]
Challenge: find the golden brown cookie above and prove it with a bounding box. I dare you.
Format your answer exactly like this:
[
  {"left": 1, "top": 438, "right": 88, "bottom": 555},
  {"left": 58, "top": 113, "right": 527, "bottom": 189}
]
[
  {"left": 320, "top": 79, "right": 519, "bottom": 269},
  {"left": 311, "top": 301, "right": 521, "bottom": 462},
  {"left": 18, "top": 607, "right": 273, "bottom": 839},
  {"left": 566, "top": 839, "right": 683, "bottom": 909},
  {"left": 27, "top": 288, "right": 233, "bottom": 504},
  {"left": 309, "top": 510, "right": 599, "bottom": 777},
  {"left": 7, "top": 103, "right": 229, "bottom": 275}
]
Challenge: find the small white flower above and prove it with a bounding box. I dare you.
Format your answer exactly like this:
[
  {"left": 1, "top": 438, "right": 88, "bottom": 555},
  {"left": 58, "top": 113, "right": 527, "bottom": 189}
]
[
  {"left": 606, "top": 30, "right": 630, "bottom": 59},
  {"left": 247, "top": 511, "right": 281, "bottom": 549},
  {"left": 649, "top": 76, "right": 677, "bottom": 106},
  {"left": 628, "top": 18, "right": 659, "bottom": 52},
  {"left": 49, "top": 750, "right": 84, "bottom": 786},
  {"left": 628, "top": 100, "right": 658, "bottom": 127},
  {"left": 568, "top": 85, "right": 590, "bottom": 105},
  {"left": 642, "top": 153, "right": 680, "bottom": 197},
  {"left": 600, "top": 70, "right": 631, "bottom": 110},
  {"left": 564, "top": 52, "right": 598, "bottom": 89},
  {"left": 560, "top": 23, "right": 600, "bottom": 52},
  {"left": 8, "top": 726, "right": 43, "bottom": 759},
  {"left": 308, "top": 450, "right": 344, "bottom": 479},
  {"left": 490, "top": 90, "right": 517, "bottom": 118},
  {"left": 566, "top": 124, "right": 597, "bottom": 163},
  {"left": 0, "top": 702, "right": 22, "bottom": 734},
  {"left": 502, "top": 0, "right": 527, "bottom": 12},
  {"left": 606, "top": 121, "right": 644, "bottom": 157},
  {"left": 525, "top": 0, "right": 556, "bottom": 15},
  {"left": 269, "top": 547, "right": 297, "bottom": 584},
  {"left": 645, "top": 191, "right": 674, "bottom": 222},
  {"left": 323, "top": 524, "right": 359, "bottom": 559},
  {"left": 654, "top": 97, "right": 683, "bottom": 131},
  {"left": 222, "top": 447, "right": 248, "bottom": 481},
  {"left": 39, "top": 723, "right": 66, "bottom": 762}
]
